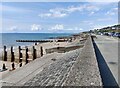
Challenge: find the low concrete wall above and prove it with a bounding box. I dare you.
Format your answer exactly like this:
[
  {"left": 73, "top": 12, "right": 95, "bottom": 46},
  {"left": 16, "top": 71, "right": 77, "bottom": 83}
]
[
  {"left": 62, "top": 36, "right": 103, "bottom": 86},
  {"left": 45, "top": 45, "right": 84, "bottom": 54}
]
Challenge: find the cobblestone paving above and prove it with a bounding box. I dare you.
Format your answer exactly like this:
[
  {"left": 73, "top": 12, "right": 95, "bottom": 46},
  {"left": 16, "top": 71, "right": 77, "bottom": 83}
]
[{"left": 24, "top": 48, "right": 82, "bottom": 86}]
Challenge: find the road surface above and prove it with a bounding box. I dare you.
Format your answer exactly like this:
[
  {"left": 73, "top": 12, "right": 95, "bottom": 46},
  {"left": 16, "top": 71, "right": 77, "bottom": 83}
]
[{"left": 93, "top": 35, "right": 119, "bottom": 86}]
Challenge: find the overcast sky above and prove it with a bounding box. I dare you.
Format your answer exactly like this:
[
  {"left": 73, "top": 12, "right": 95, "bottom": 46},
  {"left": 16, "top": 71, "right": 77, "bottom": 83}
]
[{"left": 0, "top": 2, "right": 118, "bottom": 33}]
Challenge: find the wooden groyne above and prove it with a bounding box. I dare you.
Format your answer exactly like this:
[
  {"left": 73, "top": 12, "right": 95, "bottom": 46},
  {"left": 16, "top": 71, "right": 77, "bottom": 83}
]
[
  {"left": 16, "top": 39, "right": 54, "bottom": 43},
  {"left": 2, "top": 45, "right": 44, "bottom": 71}
]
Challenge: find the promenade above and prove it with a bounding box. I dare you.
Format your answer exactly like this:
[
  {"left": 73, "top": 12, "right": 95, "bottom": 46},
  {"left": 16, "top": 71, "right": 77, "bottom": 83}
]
[
  {"left": 1, "top": 34, "right": 119, "bottom": 87},
  {"left": 93, "top": 35, "right": 119, "bottom": 86}
]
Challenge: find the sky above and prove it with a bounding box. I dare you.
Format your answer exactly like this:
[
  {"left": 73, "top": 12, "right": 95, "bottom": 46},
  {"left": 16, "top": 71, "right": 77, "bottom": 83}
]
[{"left": 0, "top": 2, "right": 119, "bottom": 33}]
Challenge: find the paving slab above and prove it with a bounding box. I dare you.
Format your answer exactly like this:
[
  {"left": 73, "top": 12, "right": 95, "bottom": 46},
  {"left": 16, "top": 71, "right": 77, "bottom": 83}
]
[{"left": 93, "top": 35, "right": 119, "bottom": 86}]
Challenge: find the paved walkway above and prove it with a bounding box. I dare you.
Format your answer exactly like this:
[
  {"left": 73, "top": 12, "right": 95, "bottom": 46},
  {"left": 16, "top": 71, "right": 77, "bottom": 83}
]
[
  {"left": 93, "top": 35, "right": 119, "bottom": 86},
  {"left": 1, "top": 52, "right": 64, "bottom": 86},
  {"left": 24, "top": 48, "right": 82, "bottom": 86}
]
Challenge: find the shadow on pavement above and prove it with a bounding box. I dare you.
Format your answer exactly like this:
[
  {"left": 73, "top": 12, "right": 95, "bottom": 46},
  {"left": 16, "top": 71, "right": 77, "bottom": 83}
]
[{"left": 92, "top": 38, "right": 119, "bottom": 88}]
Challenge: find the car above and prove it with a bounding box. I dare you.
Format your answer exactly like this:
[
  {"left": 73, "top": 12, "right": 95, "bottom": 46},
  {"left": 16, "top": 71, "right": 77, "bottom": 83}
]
[
  {"left": 116, "top": 33, "right": 120, "bottom": 38},
  {"left": 104, "top": 32, "right": 109, "bottom": 36},
  {"left": 108, "top": 32, "right": 114, "bottom": 36},
  {"left": 113, "top": 32, "right": 120, "bottom": 38}
]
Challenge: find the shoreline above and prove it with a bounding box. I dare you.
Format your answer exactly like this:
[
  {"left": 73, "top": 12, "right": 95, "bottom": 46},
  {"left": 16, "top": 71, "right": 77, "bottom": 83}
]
[
  {"left": 1, "top": 33, "right": 72, "bottom": 49},
  {"left": 0, "top": 33, "right": 73, "bottom": 54}
]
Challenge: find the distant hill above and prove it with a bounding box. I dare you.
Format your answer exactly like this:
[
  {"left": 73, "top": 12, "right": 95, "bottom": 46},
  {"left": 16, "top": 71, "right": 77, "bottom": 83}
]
[{"left": 92, "top": 24, "right": 120, "bottom": 33}]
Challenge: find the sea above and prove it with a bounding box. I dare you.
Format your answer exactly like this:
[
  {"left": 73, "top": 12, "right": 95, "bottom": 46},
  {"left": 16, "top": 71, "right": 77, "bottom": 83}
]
[{"left": 0, "top": 33, "right": 72, "bottom": 52}]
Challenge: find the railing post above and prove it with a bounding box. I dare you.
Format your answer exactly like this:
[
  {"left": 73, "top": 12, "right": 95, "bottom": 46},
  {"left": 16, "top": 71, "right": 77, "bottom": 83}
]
[
  {"left": 11, "top": 46, "right": 15, "bottom": 62},
  {"left": 25, "top": 47, "right": 29, "bottom": 64},
  {"left": 3, "top": 46, "right": 7, "bottom": 61},
  {"left": 40, "top": 46, "right": 43, "bottom": 57},
  {"left": 33, "top": 46, "right": 36, "bottom": 60}
]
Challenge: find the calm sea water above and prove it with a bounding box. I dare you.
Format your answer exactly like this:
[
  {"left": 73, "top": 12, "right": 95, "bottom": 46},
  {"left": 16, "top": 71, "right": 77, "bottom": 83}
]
[{"left": 0, "top": 33, "right": 72, "bottom": 49}]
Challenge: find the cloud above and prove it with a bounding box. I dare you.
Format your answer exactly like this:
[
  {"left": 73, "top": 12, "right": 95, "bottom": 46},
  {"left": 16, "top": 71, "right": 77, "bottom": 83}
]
[
  {"left": 66, "top": 5, "right": 84, "bottom": 13},
  {"left": 39, "top": 12, "right": 67, "bottom": 18},
  {"left": 39, "top": 8, "right": 67, "bottom": 18},
  {"left": 89, "top": 11, "right": 95, "bottom": 15},
  {"left": 49, "top": 25, "right": 83, "bottom": 32},
  {"left": 63, "top": 27, "right": 83, "bottom": 31},
  {"left": 9, "top": 26, "right": 17, "bottom": 31},
  {"left": 31, "top": 24, "right": 42, "bottom": 31},
  {"left": 50, "top": 24, "right": 64, "bottom": 30},
  {"left": 49, "top": 8, "right": 67, "bottom": 18},
  {"left": 75, "top": 27, "right": 83, "bottom": 31},
  {"left": 51, "top": 12, "right": 67, "bottom": 18},
  {"left": 85, "top": 5, "right": 99, "bottom": 12},
  {"left": 106, "top": 7, "right": 118, "bottom": 16},
  {"left": 39, "top": 13, "right": 52, "bottom": 18},
  {"left": 38, "top": 4, "right": 100, "bottom": 18}
]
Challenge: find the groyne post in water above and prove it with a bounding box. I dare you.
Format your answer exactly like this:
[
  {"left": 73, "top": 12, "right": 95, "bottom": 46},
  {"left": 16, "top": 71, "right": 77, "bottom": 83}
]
[
  {"left": 32, "top": 46, "right": 36, "bottom": 60},
  {"left": 40, "top": 46, "right": 43, "bottom": 57},
  {"left": 25, "top": 47, "right": 29, "bottom": 64},
  {"left": 11, "top": 46, "right": 15, "bottom": 62},
  {"left": 3, "top": 46, "right": 7, "bottom": 61},
  {"left": 19, "top": 46, "right": 22, "bottom": 67}
]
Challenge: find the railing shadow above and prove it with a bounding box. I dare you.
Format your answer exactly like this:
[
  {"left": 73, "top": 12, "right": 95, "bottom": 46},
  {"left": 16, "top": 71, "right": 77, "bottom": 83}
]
[{"left": 92, "top": 38, "right": 119, "bottom": 88}]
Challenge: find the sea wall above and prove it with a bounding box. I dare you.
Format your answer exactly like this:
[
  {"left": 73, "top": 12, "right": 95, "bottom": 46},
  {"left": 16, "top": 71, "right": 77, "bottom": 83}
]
[{"left": 63, "top": 36, "right": 102, "bottom": 86}]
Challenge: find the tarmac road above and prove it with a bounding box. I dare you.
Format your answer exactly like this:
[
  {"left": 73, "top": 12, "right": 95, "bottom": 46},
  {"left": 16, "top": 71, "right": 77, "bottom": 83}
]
[{"left": 93, "top": 35, "right": 119, "bottom": 87}]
